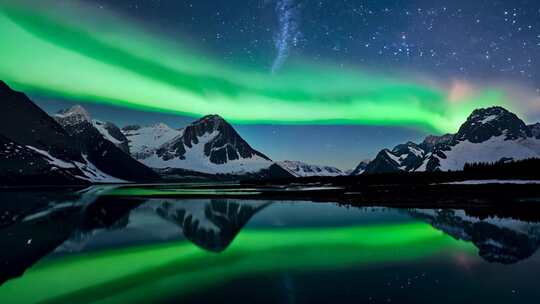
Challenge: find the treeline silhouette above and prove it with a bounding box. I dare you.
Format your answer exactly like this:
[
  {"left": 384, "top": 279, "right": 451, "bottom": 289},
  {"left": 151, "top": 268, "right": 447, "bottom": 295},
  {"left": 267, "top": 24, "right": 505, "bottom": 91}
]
[
  {"left": 249, "top": 158, "right": 540, "bottom": 186},
  {"left": 463, "top": 158, "right": 540, "bottom": 179}
]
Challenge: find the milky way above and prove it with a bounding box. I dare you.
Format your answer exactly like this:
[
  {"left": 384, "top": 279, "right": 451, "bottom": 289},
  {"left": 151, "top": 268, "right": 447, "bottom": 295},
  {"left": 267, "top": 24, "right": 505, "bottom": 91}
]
[{"left": 271, "top": 0, "right": 302, "bottom": 73}]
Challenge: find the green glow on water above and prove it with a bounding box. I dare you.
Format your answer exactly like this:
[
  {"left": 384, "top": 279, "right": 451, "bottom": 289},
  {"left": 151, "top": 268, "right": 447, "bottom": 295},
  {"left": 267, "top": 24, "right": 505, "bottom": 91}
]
[
  {"left": 0, "top": 222, "right": 474, "bottom": 303},
  {"left": 0, "top": 0, "right": 509, "bottom": 133}
]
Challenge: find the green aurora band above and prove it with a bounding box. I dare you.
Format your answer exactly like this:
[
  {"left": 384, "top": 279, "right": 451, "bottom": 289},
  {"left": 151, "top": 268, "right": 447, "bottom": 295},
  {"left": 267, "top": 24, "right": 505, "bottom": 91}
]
[
  {"left": 0, "top": 0, "right": 509, "bottom": 133},
  {"left": 0, "top": 222, "right": 475, "bottom": 303}
]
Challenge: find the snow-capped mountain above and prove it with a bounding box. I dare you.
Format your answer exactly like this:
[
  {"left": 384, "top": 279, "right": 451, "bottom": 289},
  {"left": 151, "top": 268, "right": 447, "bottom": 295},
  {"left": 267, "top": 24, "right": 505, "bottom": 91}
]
[
  {"left": 277, "top": 160, "right": 344, "bottom": 177},
  {"left": 0, "top": 81, "right": 127, "bottom": 184},
  {"left": 122, "top": 123, "right": 183, "bottom": 159},
  {"left": 55, "top": 106, "right": 130, "bottom": 153},
  {"left": 363, "top": 142, "right": 426, "bottom": 174},
  {"left": 419, "top": 107, "right": 540, "bottom": 171},
  {"left": 122, "top": 115, "right": 279, "bottom": 176},
  {"left": 53, "top": 105, "right": 160, "bottom": 182},
  {"left": 356, "top": 107, "right": 540, "bottom": 173}
]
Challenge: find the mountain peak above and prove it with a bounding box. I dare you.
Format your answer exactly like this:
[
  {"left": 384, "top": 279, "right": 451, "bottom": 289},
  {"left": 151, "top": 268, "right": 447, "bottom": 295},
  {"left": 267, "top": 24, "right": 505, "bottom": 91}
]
[
  {"left": 173, "top": 114, "right": 272, "bottom": 165},
  {"left": 349, "top": 159, "right": 371, "bottom": 175},
  {"left": 467, "top": 106, "right": 510, "bottom": 124},
  {"left": 55, "top": 105, "right": 92, "bottom": 125},
  {"left": 455, "top": 106, "right": 530, "bottom": 143},
  {"left": 392, "top": 141, "right": 421, "bottom": 154},
  {"left": 191, "top": 114, "right": 226, "bottom": 127},
  {"left": 154, "top": 122, "right": 172, "bottom": 129},
  {"left": 124, "top": 114, "right": 273, "bottom": 174}
]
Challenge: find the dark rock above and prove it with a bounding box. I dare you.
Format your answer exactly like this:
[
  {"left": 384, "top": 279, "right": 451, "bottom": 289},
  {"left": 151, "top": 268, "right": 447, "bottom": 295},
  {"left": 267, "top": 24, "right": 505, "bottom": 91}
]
[
  {"left": 455, "top": 106, "right": 531, "bottom": 143},
  {"left": 158, "top": 115, "right": 271, "bottom": 165},
  {"left": 529, "top": 123, "right": 540, "bottom": 139}
]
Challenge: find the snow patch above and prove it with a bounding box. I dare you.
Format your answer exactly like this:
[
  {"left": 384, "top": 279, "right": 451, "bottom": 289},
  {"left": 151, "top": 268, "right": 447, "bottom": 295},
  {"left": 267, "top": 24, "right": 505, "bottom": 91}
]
[
  {"left": 408, "top": 146, "right": 424, "bottom": 157},
  {"left": 123, "top": 123, "right": 183, "bottom": 157},
  {"left": 138, "top": 131, "right": 272, "bottom": 174},
  {"left": 428, "top": 136, "right": 540, "bottom": 171},
  {"left": 93, "top": 120, "right": 122, "bottom": 145},
  {"left": 479, "top": 114, "right": 499, "bottom": 124},
  {"left": 25, "top": 146, "right": 76, "bottom": 169},
  {"left": 385, "top": 150, "right": 402, "bottom": 164}
]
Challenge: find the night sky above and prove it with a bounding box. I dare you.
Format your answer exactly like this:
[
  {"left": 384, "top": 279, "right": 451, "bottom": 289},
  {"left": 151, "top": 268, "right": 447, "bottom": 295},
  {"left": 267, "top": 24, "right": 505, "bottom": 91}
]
[
  {"left": 1, "top": 0, "right": 540, "bottom": 169},
  {"left": 83, "top": 0, "right": 540, "bottom": 84}
]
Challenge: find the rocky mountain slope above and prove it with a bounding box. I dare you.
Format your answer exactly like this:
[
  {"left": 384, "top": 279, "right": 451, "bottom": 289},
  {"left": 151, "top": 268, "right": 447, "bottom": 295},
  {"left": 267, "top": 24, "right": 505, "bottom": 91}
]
[
  {"left": 353, "top": 107, "right": 540, "bottom": 174},
  {"left": 349, "top": 159, "right": 371, "bottom": 175},
  {"left": 0, "top": 82, "right": 119, "bottom": 184},
  {"left": 53, "top": 106, "right": 160, "bottom": 182},
  {"left": 0, "top": 80, "right": 159, "bottom": 184},
  {"left": 92, "top": 120, "right": 130, "bottom": 153}
]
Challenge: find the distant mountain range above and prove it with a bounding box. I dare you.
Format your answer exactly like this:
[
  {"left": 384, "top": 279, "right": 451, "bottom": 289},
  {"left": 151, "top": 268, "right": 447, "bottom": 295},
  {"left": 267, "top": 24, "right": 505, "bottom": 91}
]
[
  {"left": 2, "top": 80, "right": 540, "bottom": 184},
  {"left": 0, "top": 81, "right": 294, "bottom": 184},
  {"left": 277, "top": 160, "right": 344, "bottom": 177},
  {"left": 352, "top": 106, "right": 540, "bottom": 174}
]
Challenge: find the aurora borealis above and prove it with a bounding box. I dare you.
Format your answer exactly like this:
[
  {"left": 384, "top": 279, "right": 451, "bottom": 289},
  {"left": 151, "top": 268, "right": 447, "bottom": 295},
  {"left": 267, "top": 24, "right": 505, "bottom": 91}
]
[
  {"left": 0, "top": 222, "right": 474, "bottom": 303},
  {"left": 3, "top": 0, "right": 540, "bottom": 296},
  {"left": 2, "top": 0, "right": 540, "bottom": 167},
  {"left": 0, "top": 0, "right": 513, "bottom": 134}
]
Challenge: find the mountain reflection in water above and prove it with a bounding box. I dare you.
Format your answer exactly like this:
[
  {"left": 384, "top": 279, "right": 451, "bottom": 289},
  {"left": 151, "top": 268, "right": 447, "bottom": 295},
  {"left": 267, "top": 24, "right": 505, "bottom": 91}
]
[{"left": 1, "top": 186, "right": 540, "bottom": 303}]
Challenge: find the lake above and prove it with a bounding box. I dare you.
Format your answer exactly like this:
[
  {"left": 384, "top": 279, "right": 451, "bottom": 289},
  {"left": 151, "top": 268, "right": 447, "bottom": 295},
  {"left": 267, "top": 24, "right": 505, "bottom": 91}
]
[{"left": 1, "top": 185, "right": 540, "bottom": 303}]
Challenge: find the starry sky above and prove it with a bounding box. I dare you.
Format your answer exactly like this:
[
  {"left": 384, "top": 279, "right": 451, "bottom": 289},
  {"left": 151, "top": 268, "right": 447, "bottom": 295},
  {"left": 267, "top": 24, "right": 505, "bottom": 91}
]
[{"left": 1, "top": 0, "right": 540, "bottom": 169}]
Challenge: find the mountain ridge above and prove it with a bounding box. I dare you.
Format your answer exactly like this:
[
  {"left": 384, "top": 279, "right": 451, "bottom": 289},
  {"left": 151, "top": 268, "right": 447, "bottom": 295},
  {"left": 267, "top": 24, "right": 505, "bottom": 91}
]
[
  {"left": 53, "top": 105, "right": 161, "bottom": 182},
  {"left": 0, "top": 81, "right": 135, "bottom": 184},
  {"left": 277, "top": 160, "right": 344, "bottom": 177},
  {"left": 122, "top": 114, "right": 283, "bottom": 177},
  {"left": 352, "top": 106, "right": 540, "bottom": 174}
]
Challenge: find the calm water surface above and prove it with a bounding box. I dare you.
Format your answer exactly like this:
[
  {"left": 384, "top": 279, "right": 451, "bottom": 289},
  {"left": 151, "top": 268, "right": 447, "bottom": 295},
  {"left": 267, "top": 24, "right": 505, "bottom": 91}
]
[{"left": 1, "top": 186, "right": 540, "bottom": 303}]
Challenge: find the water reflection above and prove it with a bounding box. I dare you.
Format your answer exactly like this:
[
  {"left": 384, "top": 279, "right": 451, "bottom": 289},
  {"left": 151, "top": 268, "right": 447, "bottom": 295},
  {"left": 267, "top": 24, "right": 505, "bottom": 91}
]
[
  {"left": 1, "top": 187, "right": 540, "bottom": 303},
  {"left": 409, "top": 209, "right": 540, "bottom": 264}
]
